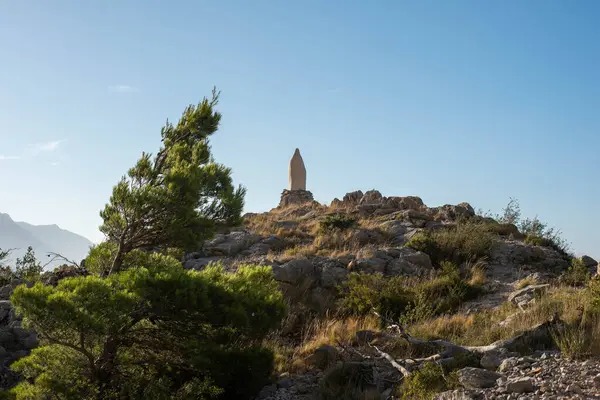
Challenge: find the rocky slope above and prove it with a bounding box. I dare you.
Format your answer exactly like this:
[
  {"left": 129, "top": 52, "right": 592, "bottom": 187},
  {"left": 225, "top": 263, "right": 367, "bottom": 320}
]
[
  {"left": 180, "top": 189, "right": 598, "bottom": 400},
  {"left": 183, "top": 189, "right": 580, "bottom": 313}
]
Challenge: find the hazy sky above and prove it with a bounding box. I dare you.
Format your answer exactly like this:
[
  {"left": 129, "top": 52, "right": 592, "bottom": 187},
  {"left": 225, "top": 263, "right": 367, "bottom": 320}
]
[{"left": 1, "top": 1, "right": 599, "bottom": 257}]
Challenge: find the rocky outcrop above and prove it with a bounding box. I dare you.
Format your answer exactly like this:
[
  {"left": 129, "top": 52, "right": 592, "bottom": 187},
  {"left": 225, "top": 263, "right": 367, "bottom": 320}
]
[{"left": 278, "top": 189, "right": 314, "bottom": 208}]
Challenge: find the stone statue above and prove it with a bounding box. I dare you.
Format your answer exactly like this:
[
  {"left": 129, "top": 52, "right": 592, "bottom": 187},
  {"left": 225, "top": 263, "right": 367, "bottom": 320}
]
[{"left": 288, "top": 148, "right": 306, "bottom": 191}]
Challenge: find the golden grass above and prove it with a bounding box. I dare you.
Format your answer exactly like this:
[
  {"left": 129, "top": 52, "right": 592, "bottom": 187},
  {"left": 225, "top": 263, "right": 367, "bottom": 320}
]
[
  {"left": 409, "top": 286, "right": 587, "bottom": 347},
  {"left": 515, "top": 276, "right": 538, "bottom": 290},
  {"left": 268, "top": 315, "right": 380, "bottom": 374},
  {"left": 466, "top": 260, "right": 487, "bottom": 287}
]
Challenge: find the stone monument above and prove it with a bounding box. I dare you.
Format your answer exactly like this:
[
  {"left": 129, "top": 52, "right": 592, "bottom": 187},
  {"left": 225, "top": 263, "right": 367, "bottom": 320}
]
[
  {"left": 279, "top": 148, "right": 314, "bottom": 207},
  {"left": 288, "top": 148, "right": 306, "bottom": 190}
]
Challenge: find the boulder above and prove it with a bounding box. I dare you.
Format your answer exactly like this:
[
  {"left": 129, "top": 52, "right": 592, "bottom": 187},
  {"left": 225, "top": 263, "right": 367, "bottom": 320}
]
[
  {"left": 507, "top": 284, "right": 549, "bottom": 309},
  {"left": 379, "top": 220, "right": 408, "bottom": 237},
  {"left": 320, "top": 265, "right": 349, "bottom": 289},
  {"left": 342, "top": 190, "right": 364, "bottom": 205},
  {"left": 306, "top": 344, "right": 339, "bottom": 369},
  {"left": 359, "top": 190, "right": 383, "bottom": 205},
  {"left": 273, "top": 259, "right": 316, "bottom": 285},
  {"left": 347, "top": 258, "right": 387, "bottom": 274},
  {"left": 505, "top": 377, "right": 534, "bottom": 393},
  {"left": 203, "top": 231, "right": 261, "bottom": 257},
  {"left": 480, "top": 351, "right": 503, "bottom": 371},
  {"left": 457, "top": 367, "right": 502, "bottom": 389},
  {"left": 386, "top": 247, "right": 433, "bottom": 276},
  {"left": 278, "top": 189, "right": 314, "bottom": 207}
]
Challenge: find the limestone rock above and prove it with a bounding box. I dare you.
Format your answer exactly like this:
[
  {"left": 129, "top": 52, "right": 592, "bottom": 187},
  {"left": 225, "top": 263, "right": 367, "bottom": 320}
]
[
  {"left": 273, "top": 259, "right": 316, "bottom": 286},
  {"left": 480, "top": 351, "right": 503, "bottom": 371},
  {"left": 203, "top": 231, "right": 261, "bottom": 257},
  {"left": 435, "top": 390, "right": 482, "bottom": 400},
  {"left": 457, "top": 367, "right": 502, "bottom": 389},
  {"left": 279, "top": 189, "right": 314, "bottom": 207},
  {"left": 507, "top": 284, "right": 549, "bottom": 309},
  {"left": 288, "top": 148, "right": 306, "bottom": 191},
  {"left": 506, "top": 377, "right": 534, "bottom": 393}
]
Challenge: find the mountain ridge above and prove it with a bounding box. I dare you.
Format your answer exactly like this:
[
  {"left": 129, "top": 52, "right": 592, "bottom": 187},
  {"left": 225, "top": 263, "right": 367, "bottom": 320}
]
[{"left": 0, "top": 212, "right": 93, "bottom": 269}]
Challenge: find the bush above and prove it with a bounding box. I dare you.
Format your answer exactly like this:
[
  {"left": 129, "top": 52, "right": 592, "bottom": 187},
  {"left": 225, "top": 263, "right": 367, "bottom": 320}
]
[
  {"left": 398, "top": 362, "right": 456, "bottom": 399},
  {"left": 405, "top": 221, "right": 494, "bottom": 265},
  {"left": 561, "top": 258, "right": 591, "bottom": 287},
  {"left": 338, "top": 263, "right": 481, "bottom": 323},
  {"left": 319, "top": 213, "right": 356, "bottom": 232},
  {"left": 9, "top": 255, "right": 286, "bottom": 399},
  {"left": 524, "top": 233, "right": 571, "bottom": 259},
  {"left": 319, "top": 362, "right": 378, "bottom": 400}
]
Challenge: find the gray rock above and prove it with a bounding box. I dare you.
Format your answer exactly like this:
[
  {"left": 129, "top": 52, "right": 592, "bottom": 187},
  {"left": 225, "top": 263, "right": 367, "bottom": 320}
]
[
  {"left": 261, "top": 236, "right": 285, "bottom": 251},
  {"left": 507, "top": 284, "right": 549, "bottom": 309},
  {"left": 435, "top": 390, "right": 481, "bottom": 400},
  {"left": 204, "top": 231, "right": 261, "bottom": 257},
  {"left": 359, "top": 190, "right": 383, "bottom": 205},
  {"left": 320, "top": 265, "right": 348, "bottom": 289},
  {"left": 480, "top": 352, "right": 503, "bottom": 371},
  {"left": 506, "top": 377, "right": 534, "bottom": 393},
  {"left": 386, "top": 247, "right": 433, "bottom": 276},
  {"left": 457, "top": 367, "right": 502, "bottom": 389},
  {"left": 273, "top": 259, "right": 316, "bottom": 285},
  {"left": 306, "top": 344, "right": 339, "bottom": 370},
  {"left": 347, "top": 258, "right": 387, "bottom": 274},
  {"left": 277, "top": 377, "right": 294, "bottom": 389},
  {"left": 379, "top": 220, "right": 408, "bottom": 237}
]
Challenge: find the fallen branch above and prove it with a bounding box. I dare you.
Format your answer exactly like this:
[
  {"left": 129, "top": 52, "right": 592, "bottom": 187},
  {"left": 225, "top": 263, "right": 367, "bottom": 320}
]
[
  {"left": 369, "top": 344, "right": 411, "bottom": 377},
  {"left": 370, "top": 309, "right": 562, "bottom": 374}
]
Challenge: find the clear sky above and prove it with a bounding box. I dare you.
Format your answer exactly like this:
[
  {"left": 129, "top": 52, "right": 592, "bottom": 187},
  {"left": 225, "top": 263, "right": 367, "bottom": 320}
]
[{"left": 1, "top": 1, "right": 599, "bottom": 257}]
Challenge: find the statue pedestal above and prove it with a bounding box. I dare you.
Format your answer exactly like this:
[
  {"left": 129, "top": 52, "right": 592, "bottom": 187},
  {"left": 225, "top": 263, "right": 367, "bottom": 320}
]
[{"left": 279, "top": 189, "right": 314, "bottom": 208}]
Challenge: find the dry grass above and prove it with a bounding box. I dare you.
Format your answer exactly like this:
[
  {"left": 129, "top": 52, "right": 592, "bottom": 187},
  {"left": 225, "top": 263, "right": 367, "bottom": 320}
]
[
  {"left": 552, "top": 315, "right": 600, "bottom": 359},
  {"left": 466, "top": 260, "right": 487, "bottom": 286},
  {"left": 409, "top": 286, "right": 587, "bottom": 347},
  {"left": 515, "top": 276, "right": 538, "bottom": 290},
  {"left": 268, "top": 315, "right": 380, "bottom": 374}
]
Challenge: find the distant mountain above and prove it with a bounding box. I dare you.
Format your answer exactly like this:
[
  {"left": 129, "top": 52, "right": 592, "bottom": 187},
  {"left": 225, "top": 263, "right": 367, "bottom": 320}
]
[{"left": 0, "top": 213, "right": 93, "bottom": 270}]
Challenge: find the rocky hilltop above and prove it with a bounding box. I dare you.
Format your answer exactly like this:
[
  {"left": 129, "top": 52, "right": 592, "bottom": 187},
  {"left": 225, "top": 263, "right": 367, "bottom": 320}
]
[
  {"left": 183, "top": 189, "right": 600, "bottom": 399},
  {"left": 185, "top": 189, "right": 579, "bottom": 311},
  {"left": 0, "top": 188, "right": 598, "bottom": 399}
]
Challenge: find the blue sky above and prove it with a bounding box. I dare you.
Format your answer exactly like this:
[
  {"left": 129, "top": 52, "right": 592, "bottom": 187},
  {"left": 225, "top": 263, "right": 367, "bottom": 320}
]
[{"left": 1, "top": 1, "right": 599, "bottom": 257}]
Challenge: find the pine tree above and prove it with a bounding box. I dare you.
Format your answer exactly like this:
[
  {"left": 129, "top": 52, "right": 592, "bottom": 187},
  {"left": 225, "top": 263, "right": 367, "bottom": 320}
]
[{"left": 99, "top": 88, "right": 245, "bottom": 274}]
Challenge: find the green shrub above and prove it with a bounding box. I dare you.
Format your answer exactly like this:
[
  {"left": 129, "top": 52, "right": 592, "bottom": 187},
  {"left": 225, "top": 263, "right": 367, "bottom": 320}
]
[
  {"left": 338, "top": 264, "right": 481, "bottom": 323},
  {"left": 561, "top": 258, "right": 591, "bottom": 287},
  {"left": 337, "top": 274, "right": 412, "bottom": 319},
  {"left": 398, "top": 362, "right": 455, "bottom": 400},
  {"left": 525, "top": 234, "right": 571, "bottom": 259},
  {"left": 405, "top": 221, "right": 494, "bottom": 265},
  {"left": 320, "top": 213, "right": 356, "bottom": 232},
  {"left": 319, "top": 362, "right": 378, "bottom": 400},
  {"left": 9, "top": 255, "right": 286, "bottom": 399}
]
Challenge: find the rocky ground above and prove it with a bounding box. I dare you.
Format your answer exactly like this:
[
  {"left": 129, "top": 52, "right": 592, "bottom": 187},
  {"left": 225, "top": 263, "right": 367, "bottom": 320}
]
[{"left": 438, "top": 352, "right": 600, "bottom": 399}]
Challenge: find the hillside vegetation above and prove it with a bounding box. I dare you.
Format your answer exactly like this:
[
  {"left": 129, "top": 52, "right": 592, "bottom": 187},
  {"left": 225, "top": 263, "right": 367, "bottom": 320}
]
[{"left": 0, "top": 90, "right": 599, "bottom": 400}]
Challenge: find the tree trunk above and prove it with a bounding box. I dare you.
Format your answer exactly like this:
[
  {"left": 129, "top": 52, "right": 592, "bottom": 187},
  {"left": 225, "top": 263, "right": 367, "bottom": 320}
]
[{"left": 95, "top": 337, "right": 119, "bottom": 398}]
